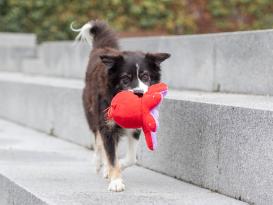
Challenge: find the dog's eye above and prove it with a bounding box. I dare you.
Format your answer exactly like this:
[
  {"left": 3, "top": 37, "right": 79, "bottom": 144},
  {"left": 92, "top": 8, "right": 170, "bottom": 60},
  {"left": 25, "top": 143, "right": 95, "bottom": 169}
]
[
  {"left": 121, "top": 76, "right": 130, "bottom": 85},
  {"left": 141, "top": 74, "right": 150, "bottom": 82}
]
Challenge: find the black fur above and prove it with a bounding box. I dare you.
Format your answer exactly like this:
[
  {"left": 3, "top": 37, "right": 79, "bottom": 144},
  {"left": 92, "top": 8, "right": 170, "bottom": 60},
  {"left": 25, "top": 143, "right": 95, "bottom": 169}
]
[
  {"left": 82, "top": 20, "right": 170, "bottom": 168},
  {"left": 132, "top": 129, "right": 141, "bottom": 140}
]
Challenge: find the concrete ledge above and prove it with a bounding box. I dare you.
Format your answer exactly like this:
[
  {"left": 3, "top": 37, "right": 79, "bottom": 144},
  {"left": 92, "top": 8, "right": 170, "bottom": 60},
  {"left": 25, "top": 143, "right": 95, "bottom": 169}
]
[
  {"left": 138, "top": 91, "right": 273, "bottom": 205},
  {"left": 121, "top": 36, "right": 215, "bottom": 91},
  {"left": 22, "top": 42, "right": 89, "bottom": 79},
  {"left": 0, "top": 119, "right": 246, "bottom": 205},
  {"left": 0, "top": 72, "right": 91, "bottom": 148},
  {"left": 2, "top": 30, "right": 273, "bottom": 95},
  {"left": 0, "top": 72, "right": 272, "bottom": 204},
  {"left": 18, "top": 29, "right": 273, "bottom": 95},
  {"left": 213, "top": 30, "right": 273, "bottom": 95},
  {"left": 122, "top": 30, "right": 273, "bottom": 95},
  {"left": 0, "top": 33, "right": 37, "bottom": 72},
  {"left": 0, "top": 174, "right": 46, "bottom": 205},
  {"left": 0, "top": 33, "right": 36, "bottom": 47}
]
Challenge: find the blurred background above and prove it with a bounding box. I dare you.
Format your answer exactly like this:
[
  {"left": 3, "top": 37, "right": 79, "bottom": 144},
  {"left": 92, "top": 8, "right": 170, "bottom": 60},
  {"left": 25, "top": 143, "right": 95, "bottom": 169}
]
[{"left": 0, "top": 0, "right": 273, "bottom": 42}]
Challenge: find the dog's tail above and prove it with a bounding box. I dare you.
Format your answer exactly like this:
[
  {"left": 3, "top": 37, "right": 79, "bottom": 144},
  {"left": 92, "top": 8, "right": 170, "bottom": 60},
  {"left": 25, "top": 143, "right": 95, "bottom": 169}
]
[{"left": 71, "top": 20, "right": 119, "bottom": 49}]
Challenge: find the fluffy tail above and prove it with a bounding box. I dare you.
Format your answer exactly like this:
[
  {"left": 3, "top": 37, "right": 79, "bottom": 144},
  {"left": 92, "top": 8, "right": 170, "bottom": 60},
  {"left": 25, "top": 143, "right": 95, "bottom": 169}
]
[{"left": 71, "top": 20, "right": 119, "bottom": 49}]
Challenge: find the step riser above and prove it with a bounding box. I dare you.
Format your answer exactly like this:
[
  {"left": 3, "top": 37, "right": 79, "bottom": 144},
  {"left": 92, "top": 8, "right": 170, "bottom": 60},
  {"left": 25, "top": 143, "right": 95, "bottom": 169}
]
[
  {"left": 0, "top": 174, "right": 46, "bottom": 205},
  {"left": 0, "top": 77, "right": 272, "bottom": 204},
  {"left": 139, "top": 99, "right": 273, "bottom": 205},
  {"left": 1, "top": 30, "right": 273, "bottom": 95},
  {"left": 0, "top": 80, "right": 92, "bottom": 148},
  {"left": 22, "top": 42, "right": 89, "bottom": 79},
  {"left": 0, "top": 33, "right": 36, "bottom": 72},
  {"left": 0, "top": 47, "right": 36, "bottom": 72},
  {"left": 0, "top": 119, "right": 246, "bottom": 205},
  {"left": 0, "top": 33, "right": 36, "bottom": 47}
]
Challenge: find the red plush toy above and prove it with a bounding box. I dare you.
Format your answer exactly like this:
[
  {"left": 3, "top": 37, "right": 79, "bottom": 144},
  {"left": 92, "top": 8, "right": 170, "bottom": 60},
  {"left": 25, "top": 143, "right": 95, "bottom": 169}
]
[{"left": 107, "top": 83, "right": 168, "bottom": 150}]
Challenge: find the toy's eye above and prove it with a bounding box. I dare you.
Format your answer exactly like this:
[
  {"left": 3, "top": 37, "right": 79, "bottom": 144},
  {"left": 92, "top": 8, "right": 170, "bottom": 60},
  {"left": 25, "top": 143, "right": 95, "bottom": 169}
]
[{"left": 141, "top": 73, "right": 150, "bottom": 82}]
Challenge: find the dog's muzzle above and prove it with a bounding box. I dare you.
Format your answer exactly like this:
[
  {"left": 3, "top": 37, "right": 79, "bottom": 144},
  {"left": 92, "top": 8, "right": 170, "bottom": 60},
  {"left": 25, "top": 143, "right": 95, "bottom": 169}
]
[{"left": 133, "top": 88, "right": 144, "bottom": 97}]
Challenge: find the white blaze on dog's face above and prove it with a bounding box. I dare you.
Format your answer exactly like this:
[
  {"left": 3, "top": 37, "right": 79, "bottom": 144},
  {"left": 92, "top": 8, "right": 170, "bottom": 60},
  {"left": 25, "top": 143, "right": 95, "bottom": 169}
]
[
  {"left": 100, "top": 51, "right": 170, "bottom": 95},
  {"left": 135, "top": 63, "right": 148, "bottom": 93}
]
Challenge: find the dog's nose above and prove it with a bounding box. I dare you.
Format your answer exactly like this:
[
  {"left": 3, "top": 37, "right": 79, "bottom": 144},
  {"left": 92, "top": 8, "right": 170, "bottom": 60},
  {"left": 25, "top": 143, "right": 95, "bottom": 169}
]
[{"left": 133, "top": 89, "right": 144, "bottom": 97}]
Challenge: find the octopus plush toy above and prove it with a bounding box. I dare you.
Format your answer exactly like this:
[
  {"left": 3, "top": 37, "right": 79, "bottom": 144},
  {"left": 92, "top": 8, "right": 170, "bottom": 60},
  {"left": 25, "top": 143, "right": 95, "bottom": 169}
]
[{"left": 107, "top": 83, "right": 168, "bottom": 151}]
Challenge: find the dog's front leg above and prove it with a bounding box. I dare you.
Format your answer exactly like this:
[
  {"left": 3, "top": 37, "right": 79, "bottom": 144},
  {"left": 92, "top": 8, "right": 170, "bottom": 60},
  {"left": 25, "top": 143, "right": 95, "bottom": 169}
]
[
  {"left": 100, "top": 127, "right": 125, "bottom": 192},
  {"left": 120, "top": 129, "right": 140, "bottom": 170}
]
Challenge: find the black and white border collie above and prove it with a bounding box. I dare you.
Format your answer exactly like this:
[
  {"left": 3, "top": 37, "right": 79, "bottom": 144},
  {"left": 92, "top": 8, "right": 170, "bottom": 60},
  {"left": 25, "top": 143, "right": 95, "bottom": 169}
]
[{"left": 73, "top": 20, "right": 170, "bottom": 192}]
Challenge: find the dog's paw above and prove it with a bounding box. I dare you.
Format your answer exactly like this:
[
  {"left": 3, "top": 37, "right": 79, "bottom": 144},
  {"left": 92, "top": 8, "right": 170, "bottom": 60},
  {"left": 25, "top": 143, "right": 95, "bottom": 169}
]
[{"left": 108, "top": 178, "right": 125, "bottom": 192}]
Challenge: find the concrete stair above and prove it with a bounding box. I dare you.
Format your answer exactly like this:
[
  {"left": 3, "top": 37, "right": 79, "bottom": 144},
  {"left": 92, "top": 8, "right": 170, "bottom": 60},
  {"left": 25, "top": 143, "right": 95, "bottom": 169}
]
[
  {"left": 0, "top": 72, "right": 91, "bottom": 148},
  {"left": 0, "top": 33, "right": 36, "bottom": 72},
  {"left": 1, "top": 30, "right": 273, "bottom": 204},
  {"left": 3, "top": 30, "right": 273, "bottom": 95},
  {"left": 1, "top": 71, "right": 273, "bottom": 204},
  {"left": 0, "top": 119, "right": 246, "bottom": 205}
]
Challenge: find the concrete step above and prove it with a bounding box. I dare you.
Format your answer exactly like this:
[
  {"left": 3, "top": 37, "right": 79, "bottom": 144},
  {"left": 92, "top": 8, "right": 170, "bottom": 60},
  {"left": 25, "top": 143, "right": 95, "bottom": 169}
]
[
  {"left": 0, "top": 72, "right": 272, "bottom": 204},
  {"left": 2, "top": 29, "right": 273, "bottom": 95},
  {"left": 21, "top": 41, "right": 89, "bottom": 79},
  {"left": 0, "top": 71, "right": 92, "bottom": 148},
  {"left": 0, "top": 33, "right": 36, "bottom": 72},
  {"left": 0, "top": 119, "right": 246, "bottom": 205},
  {"left": 20, "top": 39, "right": 162, "bottom": 79}
]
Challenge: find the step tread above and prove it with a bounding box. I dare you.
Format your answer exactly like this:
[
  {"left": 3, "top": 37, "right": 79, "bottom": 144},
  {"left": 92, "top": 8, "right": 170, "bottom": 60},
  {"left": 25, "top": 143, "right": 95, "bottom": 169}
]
[
  {"left": 0, "top": 119, "right": 247, "bottom": 205},
  {"left": 168, "top": 90, "right": 273, "bottom": 111},
  {"left": 1, "top": 71, "right": 273, "bottom": 111},
  {"left": 0, "top": 71, "right": 83, "bottom": 88}
]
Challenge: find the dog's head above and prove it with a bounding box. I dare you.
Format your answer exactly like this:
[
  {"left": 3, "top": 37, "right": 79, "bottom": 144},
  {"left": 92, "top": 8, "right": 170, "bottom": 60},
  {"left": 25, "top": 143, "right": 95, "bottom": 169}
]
[{"left": 100, "top": 51, "right": 170, "bottom": 96}]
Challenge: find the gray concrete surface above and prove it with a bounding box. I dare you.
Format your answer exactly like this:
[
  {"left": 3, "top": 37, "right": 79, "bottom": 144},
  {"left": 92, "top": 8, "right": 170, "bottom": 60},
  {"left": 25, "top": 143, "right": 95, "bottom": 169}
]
[
  {"left": 22, "top": 41, "right": 89, "bottom": 79},
  {"left": 17, "top": 29, "right": 273, "bottom": 95},
  {"left": 0, "top": 33, "right": 36, "bottom": 72},
  {"left": 0, "top": 72, "right": 273, "bottom": 204},
  {"left": 122, "top": 30, "right": 273, "bottom": 95},
  {"left": 0, "top": 119, "right": 247, "bottom": 205},
  {"left": 0, "top": 174, "right": 46, "bottom": 205},
  {"left": 0, "top": 32, "right": 36, "bottom": 47},
  {"left": 138, "top": 95, "right": 273, "bottom": 205},
  {"left": 0, "top": 72, "right": 92, "bottom": 148},
  {"left": 122, "top": 35, "right": 215, "bottom": 91},
  {"left": 214, "top": 30, "right": 273, "bottom": 95}
]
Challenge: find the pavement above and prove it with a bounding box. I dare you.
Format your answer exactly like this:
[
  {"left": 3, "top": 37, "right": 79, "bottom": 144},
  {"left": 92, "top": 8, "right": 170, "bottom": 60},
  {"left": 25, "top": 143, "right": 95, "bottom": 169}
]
[{"left": 0, "top": 119, "right": 247, "bottom": 205}]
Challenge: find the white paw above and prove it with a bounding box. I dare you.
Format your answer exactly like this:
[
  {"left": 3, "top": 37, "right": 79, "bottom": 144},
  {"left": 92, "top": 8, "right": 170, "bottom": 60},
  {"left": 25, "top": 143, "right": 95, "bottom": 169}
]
[{"left": 108, "top": 178, "right": 125, "bottom": 192}]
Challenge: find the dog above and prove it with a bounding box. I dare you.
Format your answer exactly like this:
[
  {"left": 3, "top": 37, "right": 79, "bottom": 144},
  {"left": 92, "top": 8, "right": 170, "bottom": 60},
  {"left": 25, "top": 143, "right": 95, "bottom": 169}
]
[{"left": 73, "top": 20, "right": 170, "bottom": 192}]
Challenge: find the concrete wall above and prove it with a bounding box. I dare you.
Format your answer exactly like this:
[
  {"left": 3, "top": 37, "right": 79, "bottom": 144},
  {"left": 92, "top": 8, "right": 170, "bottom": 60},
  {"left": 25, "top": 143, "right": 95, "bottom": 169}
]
[
  {"left": 121, "top": 36, "right": 215, "bottom": 91},
  {"left": 0, "top": 33, "right": 36, "bottom": 72},
  {"left": 0, "top": 73, "right": 273, "bottom": 204},
  {"left": 122, "top": 30, "right": 273, "bottom": 95},
  {"left": 0, "top": 73, "right": 92, "bottom": 148},
  {"left": 213, "top": 30, "right": 273, "bottom": 95},
  {"left": 22, "top": 42, "right": 89, "bottom": 79},
  {"left": 138, "top": 97, "right": 273, "bottom": 205},
  {"left": 1, "top": 29, "right": 273, "bottom": 96}
]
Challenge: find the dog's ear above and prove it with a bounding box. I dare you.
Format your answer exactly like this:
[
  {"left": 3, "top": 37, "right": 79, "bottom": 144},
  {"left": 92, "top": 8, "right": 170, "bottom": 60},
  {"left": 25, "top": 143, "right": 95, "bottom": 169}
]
[
  {"left": 100, "top": 54, "right": 123, "bottom": 70},
  {"left": 145, "top": 53, "right": 171, "bottom": 67}
]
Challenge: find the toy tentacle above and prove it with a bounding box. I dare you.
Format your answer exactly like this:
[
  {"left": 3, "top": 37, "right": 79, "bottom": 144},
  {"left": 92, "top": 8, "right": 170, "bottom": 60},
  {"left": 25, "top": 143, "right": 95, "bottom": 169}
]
[
  {"left": 143, "top": 126, "right": 155, "bottom": 151},
  {"left": 143, "top": 113, "right": 157, "bottom": 132},
  {"left": 147, "top": 82, "right": 168, "bottom": 94}
]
